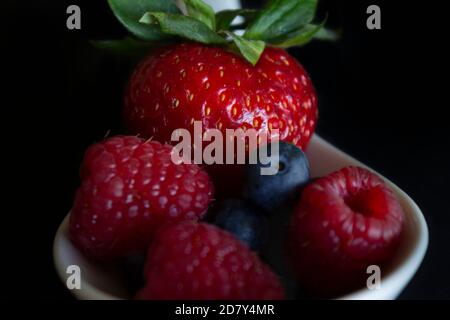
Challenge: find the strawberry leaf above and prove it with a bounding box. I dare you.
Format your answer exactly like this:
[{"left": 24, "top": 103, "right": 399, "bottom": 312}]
[
  {"left": 244, "top": 0, "right": 318, "bottom": 41},
  {"left": 215, "top": 9, "right": 257, "bottom": 31},
  {"left": 91, "top": 37, "right": 161, "bottom": 58},
  {"left": 271, "top": 22, "right": 324, "bottom": 47},
  {"left": 140, "top": 12, "right": 227, "bottom": 44},
  {"left": 108, "top": 0, "right": 180, "bottom": 41},
  {"left": 184, "top": 0, "right": 216, "bottom": 30},
  {"left": 225, "top": 32, "right": 265, "bottom": 66},
  {"left": 103, "top": 0, "right": 337, "bottom": 63},
  {"left": 313, "top": 27, "right": 340, "bottom": 41}
]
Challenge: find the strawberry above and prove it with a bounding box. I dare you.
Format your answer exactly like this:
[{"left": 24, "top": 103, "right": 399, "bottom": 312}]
[
  {"left": 105, "top": 0, "right": 335, "bottom": 195},
  {"left": 124, "top": 43, "right": 317, "bottom": 150}
]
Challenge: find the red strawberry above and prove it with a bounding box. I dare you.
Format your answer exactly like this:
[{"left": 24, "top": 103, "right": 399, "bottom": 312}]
[
  {"left": 137, "top": 221, "right": 285, "bottom": 300},
  {"left": 288, "top": 166, "right": 404, "bottom": 297},
  {"left": 124, "top": 44, "right": 317, "bottom": 196},
  {"left": 69, "top": 136, "right": 214, "bottom": 259},
  {"left": 124, "top": 43, "right": 317, "bottom": 151},
  {"left": 106, "top": 0, "right": 334, "bottom": 198}
]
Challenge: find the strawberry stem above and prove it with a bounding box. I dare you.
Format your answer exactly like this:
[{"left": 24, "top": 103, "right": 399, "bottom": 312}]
[{"left": 105, "top": 0, "right": 338, "bottom": 64}]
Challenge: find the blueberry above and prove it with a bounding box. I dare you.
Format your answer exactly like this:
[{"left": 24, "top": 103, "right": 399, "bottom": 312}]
[
  {"left": 243, "top": 141, "right": 310, "bottom": 212},
  {"left": 208, "top": 199, "right": 267, "bottom": 251}
]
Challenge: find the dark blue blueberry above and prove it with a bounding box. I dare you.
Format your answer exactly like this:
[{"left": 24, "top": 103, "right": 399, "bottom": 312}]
[
  {"left": 209, "top": 199, "right": 267, "bottom": 251},
  {"left": 243, "top": 141, "right": 310, "bottom": 212}
]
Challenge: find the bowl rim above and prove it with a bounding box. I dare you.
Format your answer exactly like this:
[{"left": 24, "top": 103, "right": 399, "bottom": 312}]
[{"left": 53, "top": 214, "right": 121, "bottom": 300}]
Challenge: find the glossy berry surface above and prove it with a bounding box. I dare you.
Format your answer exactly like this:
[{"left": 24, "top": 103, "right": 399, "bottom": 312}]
[
  {"left": 124, "top": 43, "right": 317, "bottom": 149},
  {"left": 124, "top": 43, "right": 317, "bottom": 196},
  {"left": 288, "top": 166, "right": 404, "bottom": 296},
  {"left": 137, "top": 222, "right": 285, "bottom": 300},
  {"left": 69, "top": 136, "right": 214, "bottom": 259},
  {"left": 243, "top": 141, "right": 310, "bottom": 211},
  {"left": 209, "top": 199, "right": 267, "bottom": 251}
]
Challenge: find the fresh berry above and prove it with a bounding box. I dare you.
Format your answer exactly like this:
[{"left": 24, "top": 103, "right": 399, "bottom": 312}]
[
  {"left": 137, "top": 222, "right": 285, "bottom": 300},
  {"left": 243, "top": 141, "right": 310, "bottom": 211},
  {"left": 107, "top": 0, "right": 333, "bottom": 198},
  {"left": 69, "top": 136, "right": 214, "bottom": 259},
  {"left": 208, "top": 199, "right": 267, "bottom": 251},
  {"left": 124, "top": 43, "right": 317, "bottom": 151},
  {"left": 124, "top": 44, "right": 317, "bottom": 195},
  {"left": 288, "top": 166, "right": 404, "bottom": 296}
]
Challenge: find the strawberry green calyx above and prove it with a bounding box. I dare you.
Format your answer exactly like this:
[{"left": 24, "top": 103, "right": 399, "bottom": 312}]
[{"left": 106, "top": 0, "right": 337, "bottom": 65}]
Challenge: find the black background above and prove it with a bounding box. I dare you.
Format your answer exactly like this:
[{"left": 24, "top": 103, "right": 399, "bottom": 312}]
[{"left": 2, "top": 0, "right": 449, "bottom": 300}]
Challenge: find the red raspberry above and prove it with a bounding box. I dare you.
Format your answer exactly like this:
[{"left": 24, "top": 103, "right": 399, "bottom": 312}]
[
  {"left": 137, "top": 222, "right": 285, "bottom": 300},
  {"left": 69, "top": 136, "right": 214, "bottom": 260},
  {"left": 288, "top": 166, "right": 404, "bottom": 296}
]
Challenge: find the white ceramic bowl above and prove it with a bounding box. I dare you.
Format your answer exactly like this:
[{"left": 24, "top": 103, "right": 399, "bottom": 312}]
[{"left": 53, "top": 134, "right": 428, "bottom": 300}]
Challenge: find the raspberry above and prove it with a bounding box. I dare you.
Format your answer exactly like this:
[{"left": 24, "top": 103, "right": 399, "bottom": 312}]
[
  {"left": 69, "top": 136, "right": 214, "bottom": 260},
  {"left": 288, "top": 166, "right": 404, "bottom": 296},
  {"left": 137, "top": 222, "right": 285, "bottom": 300}
]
